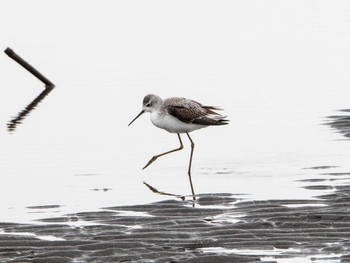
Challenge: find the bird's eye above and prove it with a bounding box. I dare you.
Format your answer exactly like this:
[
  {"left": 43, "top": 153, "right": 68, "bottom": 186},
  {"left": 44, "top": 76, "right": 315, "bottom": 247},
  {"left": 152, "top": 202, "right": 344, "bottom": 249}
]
[{"left": 146, "top": 103, "right": 151, "bottom": 107}]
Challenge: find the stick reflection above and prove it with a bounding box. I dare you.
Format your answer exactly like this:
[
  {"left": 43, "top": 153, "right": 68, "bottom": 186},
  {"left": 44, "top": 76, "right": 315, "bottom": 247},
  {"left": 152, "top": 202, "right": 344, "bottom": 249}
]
[{"left": 8, "top": 86, "right": 54, "bottom": 132}]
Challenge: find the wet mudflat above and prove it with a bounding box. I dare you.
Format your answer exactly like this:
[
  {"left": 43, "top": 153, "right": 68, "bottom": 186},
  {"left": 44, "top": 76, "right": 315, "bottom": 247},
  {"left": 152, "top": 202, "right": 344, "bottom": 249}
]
[
  {"left": 327, "top": 109, "right": 350, "bottom": 139},
  {"left": 1, "top": 169, "right": 350, "bottom": 263}
]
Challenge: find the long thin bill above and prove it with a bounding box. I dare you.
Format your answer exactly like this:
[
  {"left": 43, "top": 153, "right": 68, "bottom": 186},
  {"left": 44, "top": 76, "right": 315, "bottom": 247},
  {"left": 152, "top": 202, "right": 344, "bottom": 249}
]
[{"left": 128, "top": 110, "right": 144, "bottom": 126}]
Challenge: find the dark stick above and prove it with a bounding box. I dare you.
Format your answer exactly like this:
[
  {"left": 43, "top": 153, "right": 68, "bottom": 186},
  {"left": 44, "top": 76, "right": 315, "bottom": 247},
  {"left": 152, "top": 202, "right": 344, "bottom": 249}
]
[{"left": 4, "top": 47, "right": 54, "bottom": 88}]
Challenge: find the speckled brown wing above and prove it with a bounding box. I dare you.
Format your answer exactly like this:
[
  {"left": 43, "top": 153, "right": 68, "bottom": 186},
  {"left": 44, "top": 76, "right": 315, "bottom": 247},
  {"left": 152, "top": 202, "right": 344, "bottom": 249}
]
[{"left": 164, "top": 97, "right": 228, "bottom": 126}]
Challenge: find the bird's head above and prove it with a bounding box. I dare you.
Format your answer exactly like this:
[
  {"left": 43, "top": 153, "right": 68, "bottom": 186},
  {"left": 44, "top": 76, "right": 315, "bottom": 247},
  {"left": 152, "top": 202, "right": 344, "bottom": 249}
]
[
  {"left": 128, "top": 94, "right": 163, "bottom": 126},
  {"left": 142, "top": 94, "right": 162, "bottom": 113}
]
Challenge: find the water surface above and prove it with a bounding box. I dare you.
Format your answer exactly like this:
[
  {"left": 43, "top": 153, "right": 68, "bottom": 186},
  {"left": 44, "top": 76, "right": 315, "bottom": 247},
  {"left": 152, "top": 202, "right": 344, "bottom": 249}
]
[{"left": 0, "top": 0, "right": 350, "bottom": 225}]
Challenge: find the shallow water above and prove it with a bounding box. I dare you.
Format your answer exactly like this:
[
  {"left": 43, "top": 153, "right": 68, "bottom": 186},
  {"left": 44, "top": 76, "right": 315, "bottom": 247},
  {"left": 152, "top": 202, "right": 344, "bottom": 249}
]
[{"left": 0, "top": 0, "right": 350, "bottom": 228}]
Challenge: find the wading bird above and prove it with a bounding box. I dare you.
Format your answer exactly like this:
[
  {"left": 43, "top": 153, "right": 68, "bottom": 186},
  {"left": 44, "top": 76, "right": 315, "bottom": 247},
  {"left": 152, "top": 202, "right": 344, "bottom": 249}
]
[{"left": 128, "top": 94, "right": 228, "bottom": 198}]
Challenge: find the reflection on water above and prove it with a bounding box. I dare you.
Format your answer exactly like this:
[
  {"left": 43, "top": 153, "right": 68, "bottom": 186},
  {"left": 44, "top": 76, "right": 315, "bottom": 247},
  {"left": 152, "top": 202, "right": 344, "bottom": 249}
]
[
  {"left": 327, "top": 109, "right": 350, "bottom": 139},
  {"left": 7, "top": 86, "right": 54, "bottom": 132},
  {"left": 143, "top": 181, "right": 186, "bottom": 201},
  {"left": 1, "top": 82, "right": 349, "bottom": 224}
]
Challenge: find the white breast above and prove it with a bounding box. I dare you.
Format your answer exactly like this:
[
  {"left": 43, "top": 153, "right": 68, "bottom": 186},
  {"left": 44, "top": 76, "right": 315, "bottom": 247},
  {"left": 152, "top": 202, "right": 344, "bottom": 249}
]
[{"left": 150, "top": 111, "right": 206, "bottom": 133}]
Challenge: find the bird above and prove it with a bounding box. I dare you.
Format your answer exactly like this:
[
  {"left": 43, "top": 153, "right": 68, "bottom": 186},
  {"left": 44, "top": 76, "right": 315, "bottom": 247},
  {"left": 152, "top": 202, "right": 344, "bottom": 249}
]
[{"left": 128, "top": 94, "right": 228, "bottom": 198}]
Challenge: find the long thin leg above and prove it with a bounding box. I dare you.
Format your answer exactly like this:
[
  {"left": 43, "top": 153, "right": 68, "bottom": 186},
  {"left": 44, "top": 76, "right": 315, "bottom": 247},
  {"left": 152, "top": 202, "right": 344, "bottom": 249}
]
[
  {"left": 143, "top": 133, "right": 183, "bottom": 170},
  {"left": 186, "top": 132, "right": 196, "bottom": 200}
]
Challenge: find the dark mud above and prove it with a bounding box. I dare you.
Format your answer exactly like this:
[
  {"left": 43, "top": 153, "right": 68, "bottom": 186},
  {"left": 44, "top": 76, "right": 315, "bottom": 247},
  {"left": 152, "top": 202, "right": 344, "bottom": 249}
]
[
  {"left": 326, "top": 109, "right": 350, "bottom": 139},
  {"left": 1, "top": 170, "right": 350, "bottom": 262}
]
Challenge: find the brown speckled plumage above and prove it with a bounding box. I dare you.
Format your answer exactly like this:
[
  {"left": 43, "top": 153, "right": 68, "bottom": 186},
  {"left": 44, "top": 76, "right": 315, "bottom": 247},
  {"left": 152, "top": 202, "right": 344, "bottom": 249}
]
[{"left": 163, "top": 97, "right": 228, "bottom": 126}]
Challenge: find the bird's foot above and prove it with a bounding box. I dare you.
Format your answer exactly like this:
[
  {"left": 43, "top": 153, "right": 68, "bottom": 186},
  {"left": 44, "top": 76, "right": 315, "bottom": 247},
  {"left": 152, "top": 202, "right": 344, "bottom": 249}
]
[{"left": 142, "top": 156, "right": 158, "bottom": 170}]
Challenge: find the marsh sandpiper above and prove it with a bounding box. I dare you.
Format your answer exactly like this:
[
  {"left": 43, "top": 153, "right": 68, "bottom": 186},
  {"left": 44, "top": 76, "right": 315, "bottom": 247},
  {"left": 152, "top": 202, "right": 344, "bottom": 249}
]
[{"left": 128, "top": 94, "right": 229, "bottom": 198}]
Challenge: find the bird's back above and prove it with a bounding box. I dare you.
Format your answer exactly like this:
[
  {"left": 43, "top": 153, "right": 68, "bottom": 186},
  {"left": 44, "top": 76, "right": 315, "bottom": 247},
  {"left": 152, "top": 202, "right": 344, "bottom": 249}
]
[{"left": 163, "top": 97, "right": 229, "bottom": 126}]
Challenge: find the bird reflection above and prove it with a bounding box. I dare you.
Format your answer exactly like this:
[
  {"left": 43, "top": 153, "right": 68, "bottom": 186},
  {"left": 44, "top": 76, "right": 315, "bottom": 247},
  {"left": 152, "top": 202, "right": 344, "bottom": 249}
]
[
  {"left": 143, "top": 181, "right": 196, "bottom": 205},
  {"left": 8, "top": 86, "right": 54, "bottom": 132}
]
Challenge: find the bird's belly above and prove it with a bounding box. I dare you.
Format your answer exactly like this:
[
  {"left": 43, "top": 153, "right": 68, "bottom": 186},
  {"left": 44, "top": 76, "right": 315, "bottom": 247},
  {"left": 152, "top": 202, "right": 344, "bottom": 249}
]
[{"left": 151, "top": 113, "right": 205, "bottom": 133}]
